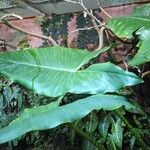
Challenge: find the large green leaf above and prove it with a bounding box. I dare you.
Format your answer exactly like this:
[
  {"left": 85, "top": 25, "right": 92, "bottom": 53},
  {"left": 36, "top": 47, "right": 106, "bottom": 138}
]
[
  {"left": 107, "top": 4, "right": 150, "bottom": 38},
  {"left": 131, "top": 3, "right": 150, "bottom": 18},
  {"left": 0, "top": 46, "right": 142, "bottom": 97},
  {"left": 0, "top": 94, "right": 136, "bottom": 143},
  {"left": 129, "top": 28, "right": 150, "bottom": 66},
  {"left": 107, "top": 16, "right": 150, "bottom": 38}
]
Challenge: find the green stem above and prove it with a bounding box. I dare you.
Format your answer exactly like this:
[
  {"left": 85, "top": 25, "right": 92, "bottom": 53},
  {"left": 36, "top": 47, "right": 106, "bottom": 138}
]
[
  {"left": 69, "top": 123, "right": 106, "bottom": 150},
  {"left": 114, "top": 109, "right": 149, "bottom": 150}
]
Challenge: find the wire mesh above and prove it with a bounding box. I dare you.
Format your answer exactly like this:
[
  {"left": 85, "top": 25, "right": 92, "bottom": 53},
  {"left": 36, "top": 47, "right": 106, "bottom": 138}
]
[{"left": 0, "top": 0, "right": 149, "bottom": 19}]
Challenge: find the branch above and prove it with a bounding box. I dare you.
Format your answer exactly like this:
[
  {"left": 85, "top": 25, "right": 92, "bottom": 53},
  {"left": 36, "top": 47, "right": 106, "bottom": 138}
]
[
  {"left": 65, "top": 0, "right": 106, "bottom": 50},
  {"left": 141, "top": 71, "right": 150, "bottom": 78},
  {"left": 1, "top": 14, "right": 23, "bottom": 20},
  {"left": 91, "top": 16, "right": 105, "bottom": 50},
  {"left": 1, "top": 14, "right": 58, "bottom": 46},
  {"left": 71, "top": 24, "right": 103, "bottom": 33},
  {"left": 65, "top": 0, "right": 103, "bottom": 25},
  {"left": 96, "top": 0, "right": 112, "bottom": 18}
]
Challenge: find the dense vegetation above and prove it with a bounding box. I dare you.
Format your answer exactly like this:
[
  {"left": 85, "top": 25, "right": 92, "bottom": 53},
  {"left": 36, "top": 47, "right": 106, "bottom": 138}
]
[{"left": 0, "top": 2, "right": 150, "bottom": 150}]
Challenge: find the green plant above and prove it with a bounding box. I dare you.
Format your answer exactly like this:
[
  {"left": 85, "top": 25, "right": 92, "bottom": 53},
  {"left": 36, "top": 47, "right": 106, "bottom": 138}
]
[
  {"left": 107, "top": 3, "right": 150, "bottom": 66},
  {"left": 0, "top": 3, "right": 150, "bottom": 150}
]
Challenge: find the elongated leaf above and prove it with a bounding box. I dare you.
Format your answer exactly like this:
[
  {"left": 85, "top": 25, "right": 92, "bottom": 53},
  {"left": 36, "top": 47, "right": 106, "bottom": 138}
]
[
  {"left": 86, "top": 112, "right": 98, "bottom": 134},
  {"left": 0, "top": 94, "right": 136, "bottom": 143},
  {"left": 107, "top": 16, "right": 150, "bottom": 38},
  {"left": 99, "top": 114, "right": 111, "bottom": 140},
  {"left": 0, "top": 46, "right": 142, "bottom": 97},
  {"left": 131, "top": 3, "right": 150, "bottom": 18},
  {"left": 112, "top": 119, "right": 123, "bottom": 149},
  {"left": 99, "top": 113, "right": 117, "bottom": 141},
  {"left": 129, "top": 28, "right": 150, "bottom": 66}
]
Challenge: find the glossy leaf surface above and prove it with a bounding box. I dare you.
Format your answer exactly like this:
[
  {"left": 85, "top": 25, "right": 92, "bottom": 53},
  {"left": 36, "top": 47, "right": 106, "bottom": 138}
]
[
  {"left": 0, "top": 46, "right": 142, "bottom": 97},
  {"left": 0, "top": 94, "right": 136, "bottom": 143},
  {"left": 129, "top": 28, "right": 150, "bottom": 66},
  {"left": 107, "top": 16, "right": 150, "bottom": 38}
]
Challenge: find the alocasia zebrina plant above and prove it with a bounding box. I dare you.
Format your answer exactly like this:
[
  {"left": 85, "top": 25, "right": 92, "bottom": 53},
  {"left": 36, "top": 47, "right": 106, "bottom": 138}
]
[
  {"left": 0, "top": 2, "right": 150, "bottom": 147},
  {"left": 0, "top": 46, "right": 142, "bottom": 143}
]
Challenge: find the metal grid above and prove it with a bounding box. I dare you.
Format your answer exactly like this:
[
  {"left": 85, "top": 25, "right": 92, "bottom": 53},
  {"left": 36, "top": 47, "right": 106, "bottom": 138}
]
[
  {"left": 0, "top": 1, "right": 16, "bottom": 9},
  {"left": 27, "top": 0, "right": 49, "bottom": 3},
  {"left": 0, "top": 0, "right": 149, "bottom": 19},
  {"left": 0, "top": 0, "right": 41, "bottom": 19}
]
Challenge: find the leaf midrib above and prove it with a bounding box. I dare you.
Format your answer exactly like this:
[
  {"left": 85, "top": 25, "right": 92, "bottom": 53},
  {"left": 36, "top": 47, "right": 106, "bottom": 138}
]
[
  {"left": 0, "top": 57, "right": 76, "bottom": 72},
  {"left": 120, "top": 16, "right": 150, "bottom": 22},
  {"left": 0, "top": 57, "right": 139, "bottom": 79}
]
